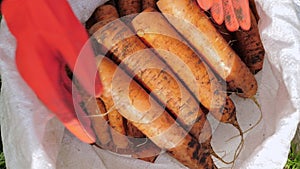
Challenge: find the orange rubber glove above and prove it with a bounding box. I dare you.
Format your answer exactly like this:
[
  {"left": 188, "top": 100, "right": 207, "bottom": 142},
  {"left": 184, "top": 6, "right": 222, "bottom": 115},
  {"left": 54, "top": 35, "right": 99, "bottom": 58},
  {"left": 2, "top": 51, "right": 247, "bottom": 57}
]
[
  {"left": 197, "top": 0, "right": 251, "bottom": 31},
  {"left": 1, "top": 0, "right": 102, "bottom": 144}
]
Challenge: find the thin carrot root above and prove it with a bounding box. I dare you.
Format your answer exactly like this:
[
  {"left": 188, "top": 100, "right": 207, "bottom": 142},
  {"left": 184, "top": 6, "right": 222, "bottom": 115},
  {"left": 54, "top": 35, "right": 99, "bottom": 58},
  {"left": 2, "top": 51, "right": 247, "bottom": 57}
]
[
  {"left": 126, "top": 120, "right": 161, "bottom": 163},
  {"left": 210, "top": 133, "right": 244, "bottom": 167},
  {"left": 84, "top": 97, "right": 113, "bottom": 148},
  {"left": 220, "top": 96, "right": 262, "bottom": 168},
  {"left": 243, "top": 96, "right": 263, "bottom": 134},
  {"left": 226, "top": 96, "right": 263, "bottom": 142},
  {"left": 131, "top": 138, "right": 161, "bottom": 163}
]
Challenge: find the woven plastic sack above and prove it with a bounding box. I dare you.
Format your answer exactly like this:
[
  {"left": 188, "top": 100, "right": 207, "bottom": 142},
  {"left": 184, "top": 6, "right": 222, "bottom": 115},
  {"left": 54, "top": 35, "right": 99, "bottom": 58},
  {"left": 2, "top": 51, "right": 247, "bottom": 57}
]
[{"left": 0, "top": 0, "right": 299, "bottom": 168}]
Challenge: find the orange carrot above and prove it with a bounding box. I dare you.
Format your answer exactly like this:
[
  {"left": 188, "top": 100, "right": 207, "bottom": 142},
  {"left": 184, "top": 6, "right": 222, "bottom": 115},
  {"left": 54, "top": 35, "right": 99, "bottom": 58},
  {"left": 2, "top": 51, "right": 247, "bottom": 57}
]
[
  {"left": 125, "top": 119, "right": 160, "bottom": 163},
  {"left": 94, "top": 3, "right": 119, "bottom": 22},
  {"left": 249, "top": 0, "right": 260, "bottom": 22},
  {"left": 84, "top": 97, "right": 112, "bottom": 148},
  {"left": 97, "top": 57, "right": 216, "bottom": 169},
  {"left": 232, "top": 10, "right": 265, "bottom": 74},
  {"left": 131, "top": 8, "right": 238, "bottom": 129},
  {"left": 117, "top": 0, "right": 141, "bottom": 17},
  {"left": 142, "top": 0, "right": 157, "bottom": 10},
  {"left": 98, "top": 60, "right": 131, "bottom": 151},
  {"left": 89, "top": 6, "right": 212, "bottom": 143},
  {"left": 157, "top": 0, "right": 258, "bottom": 98}
]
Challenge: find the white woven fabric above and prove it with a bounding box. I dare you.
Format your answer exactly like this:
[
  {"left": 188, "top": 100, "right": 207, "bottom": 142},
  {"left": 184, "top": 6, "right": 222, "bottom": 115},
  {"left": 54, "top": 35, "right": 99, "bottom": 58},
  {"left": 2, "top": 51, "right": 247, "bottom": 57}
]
[{"left": 0, "top": 0, "right": 299, "bottom": 169}]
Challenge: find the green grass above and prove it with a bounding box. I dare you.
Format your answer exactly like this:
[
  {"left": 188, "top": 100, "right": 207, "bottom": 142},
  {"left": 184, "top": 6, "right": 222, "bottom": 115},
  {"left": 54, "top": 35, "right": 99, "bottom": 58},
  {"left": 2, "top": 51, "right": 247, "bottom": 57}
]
[
  {"left": 0, "top": 152, "right": 5, "bottom": 169},
  {"left": 285, "top": 142, "right": 300, "bottom": 169}
]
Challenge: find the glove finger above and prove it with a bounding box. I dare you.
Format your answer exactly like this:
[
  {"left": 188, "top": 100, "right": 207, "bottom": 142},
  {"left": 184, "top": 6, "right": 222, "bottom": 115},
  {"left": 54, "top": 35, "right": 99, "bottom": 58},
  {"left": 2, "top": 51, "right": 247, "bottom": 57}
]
[
  {"left": 197, "top": 0, "right": 213, "bottom": 11},
  {"left": 211, "top": 0, "right": 224, "bottom": 25},
  {"left": 223, "top": 0, "right": 239, "bottom": 31},
  {"left": 16, "top": 41, "right": 96, "bottom": 144},
  {"left": 232, "top": 0, "right": 251, "bottom": 30}
]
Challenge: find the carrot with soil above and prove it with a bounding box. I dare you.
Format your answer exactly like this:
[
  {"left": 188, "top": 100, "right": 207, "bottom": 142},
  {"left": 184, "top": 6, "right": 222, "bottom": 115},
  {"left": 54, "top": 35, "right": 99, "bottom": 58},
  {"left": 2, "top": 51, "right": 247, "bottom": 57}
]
[
  {"left": 130, "top": 138, "right": 161, "bottom": 163},
  {"left": 157, "top": 0, "right": 258, "bottom": 98},
  {"left": 97, "top": 57, "right": 217, "bottom": 169},
  {"left": 89, "top": 4, "right": 212, "bottom": 143},
  {"left": 249, "top": 0, "right": 260, "bottom": 22},
  {"left": 131, "top": 8, "right": 242, "bottom": 134},
  {"left": 142, "top": 0, "right": 157, "bottom": 10},
  {"left": 125, "top": 119, "right": 161, "bottom": 163},
  {"left": 117, "top": 0, "right": 141, "bottom": 17},
  {"left": 131, "top": 8, "right": 244, "bottom": 164},
  {"left": 86, "top": 1, "right": 119, "bottom": 29},
  {"left": 94, "top": 2, "right": 119, "bottom": 23},
  {"left": 232, "top": 10, "right": 265, "bottom": 74},
  {"left": 207, "top": 9, "right": 265, "bottom": 74},
  {"left": 97, "top": 56, "right": 131, "bottom": 152},
  {"left": 126, "top": 120, "right": 145, "bottom": 138},
  {"left": 84, "top": 97, "right": 113, "bottom": 148},
  {"left": 102, "top": 96, "right": 130, "bottom": 151},
  {"left": 66, "top": 66, "right": 113, "bottom": 149}
]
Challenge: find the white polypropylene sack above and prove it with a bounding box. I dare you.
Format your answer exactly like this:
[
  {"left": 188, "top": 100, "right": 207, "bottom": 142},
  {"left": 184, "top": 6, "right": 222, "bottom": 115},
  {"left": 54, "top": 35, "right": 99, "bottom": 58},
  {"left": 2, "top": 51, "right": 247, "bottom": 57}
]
[{"left": 0, "top": 0, "right": 300, "bottom": 169}]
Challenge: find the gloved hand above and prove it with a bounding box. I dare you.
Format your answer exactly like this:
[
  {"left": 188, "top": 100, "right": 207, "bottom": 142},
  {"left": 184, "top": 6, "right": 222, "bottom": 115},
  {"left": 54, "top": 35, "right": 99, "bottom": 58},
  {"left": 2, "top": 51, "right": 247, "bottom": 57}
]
[
  {"left": 197, "top": 0, "right": 251, "bottom": 31},
  {"left": 1, "top": 0, "right": 102, "bottom": 144}
]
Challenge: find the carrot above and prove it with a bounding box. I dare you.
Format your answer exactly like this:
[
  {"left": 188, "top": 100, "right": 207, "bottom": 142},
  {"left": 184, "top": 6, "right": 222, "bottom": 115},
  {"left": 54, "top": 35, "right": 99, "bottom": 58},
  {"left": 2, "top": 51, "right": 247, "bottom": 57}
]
[
  {"left": 103, "top": 97, "right": 130, "bottom": 151},
  {"left": 117, "top": 0, "right": 141, "bottom": 17},
  {"left": 126, "top": 120, "right": 145, "bottom": 138},
  {"left": 97, "top": 57, "right": 216, "bottom": 169},
  {"left": 85, "top": 1, "right": 118, "bottom": 29},
  {"left": 89, "top": 7, "right": 212, "bottom": 143},
  {"left": 94, "top": 3, "right": 119, "bottom": 23},
  {"left": 93, "top": 48, "right": 130, "bottom": 152},
  {"left": 207, "top": 9, "right": 264, "bottom": 74},
  {"left": 131, "top": 10, "right": 244, "bottom": 163},
  {"left": 83, "top": 97, "right": 112, "bottom": 148},
  {"left": 88, "top": 3, "right": 120, "bottom": 55},
  {"left": 157, "top": 0, "right": 258, "bottom": 98},
  {"left": 131, "top": 138, "right": 161, "bottom": 163},
  {"left": 142, "top": 0, "right": 157, "bottom": 10},
  {"left": 125, "top": 119, "right": 160, "bottom": 163},
  {"left": 131, "top": 8, "right": 239, "bottom": 130},
  {"left": 96, "top": 96, "right": 161, "bottom": 160},
  {"left": 249, "top": 0, "right": 260, "bottom": 22},
  {"left": 232, "top": 10, "right": 265, "bottom": 74},
  {"left": 65, "top": 64, "right": 113, "bottom": 148}
]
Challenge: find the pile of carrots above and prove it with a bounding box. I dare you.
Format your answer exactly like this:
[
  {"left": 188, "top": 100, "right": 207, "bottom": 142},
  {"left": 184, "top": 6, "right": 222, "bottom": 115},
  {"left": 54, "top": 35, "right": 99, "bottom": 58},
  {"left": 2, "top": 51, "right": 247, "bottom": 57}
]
[{"left": 81, "top": 0, "right": 265, "bottom": 168}]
